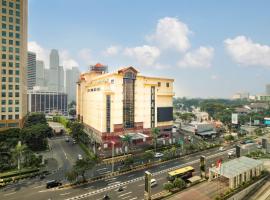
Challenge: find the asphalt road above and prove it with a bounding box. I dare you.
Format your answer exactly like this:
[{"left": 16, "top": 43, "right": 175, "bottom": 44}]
[{"left": 0, "top": 145, "right": 233, "bottom": 200}]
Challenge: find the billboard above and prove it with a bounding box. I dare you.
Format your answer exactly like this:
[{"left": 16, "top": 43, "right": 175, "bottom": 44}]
[
  {"left": 231, "top": 113, "right": 238, "bottom": 124},
  {"left": 264, "top": 118, "right": 270, "bottom": 125}
]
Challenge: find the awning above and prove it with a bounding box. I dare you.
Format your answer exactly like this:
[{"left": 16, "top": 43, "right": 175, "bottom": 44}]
[{"left": 119, "top": 132, "right": 149, "bottom": 140}]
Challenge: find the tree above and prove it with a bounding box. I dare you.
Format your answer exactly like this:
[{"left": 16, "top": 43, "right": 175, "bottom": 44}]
[
  {"left": 121, "top": 134, "right": 133, "bottom": 154},
  {"left": 151, "top": 128, "right": 160, "bottom": 153},
  {"left": 74, "top": 158, "right": 96, "bottom": 182},
  {"left": 65, "top": 170, "right": 78, "bottom": 183},
  {"left": 163, "top": 182, "right": 174, "bottom": 191},
  {"left": 143, "top": 150, "right": 154, "bottom": 163},
  {"left": 70, "top": 122, "right": 84, "bottom": 140},
  {"left": 12, "top": 141, "right": 27, "bottom": 170},
  {"left": 24, "top": 113, "right": 47, "bottom": 127},
  {"left": 69, "top": 109, "right": 76, "bottom": 116},
  {"left": 173, "top": 178, "right": 186, "bottom": 189}
]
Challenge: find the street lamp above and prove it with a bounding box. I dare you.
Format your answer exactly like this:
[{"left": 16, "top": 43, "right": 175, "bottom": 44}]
[{"left": 111, "top": 141, "right": 115, "bottom": 173}]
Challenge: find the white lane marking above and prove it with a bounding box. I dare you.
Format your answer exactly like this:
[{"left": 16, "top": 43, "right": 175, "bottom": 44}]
[
  {"left": 64, "top": 152, "right": 68, "bottom": 159},
  {"left": 122, "top": 195, "right": 132, "bottom": 199},
  {"left": 33, "top": 185, "right": 44, "bottom": 189},
  {"left": 128, "top": 174, "right": 135, "bottom": 177},
  {"left": 130, "top": 197, "right": 138, "bottom": 200},
  {"left": 84, "top": 186, "right": 94, "bottom": 190},
  {"left": 118, "top": 191, "right": 132, "bottom": 197},
  {"left": 97, "top": 167, "right": 108, "bottom": 171},
  {"left": 60, "top": 192, "right": 71, "bottom": 196},
  {"left": 4, "top": 192, "right": 16, "bottom": 196},
  {"left": 114, "top": 186, "right": 127, "bottom": 191},
  {"left": 108, "top": 181, "right": 121, "bottom": 186},
  {"left": 138, "top": 183, "right": 144, "bottom": 187},
  {"left": 105, "top": 177, "right": 117, "bottom": 181}
]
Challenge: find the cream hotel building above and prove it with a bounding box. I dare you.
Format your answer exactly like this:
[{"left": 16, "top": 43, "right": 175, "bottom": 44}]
[
  {"left": 0, "top": 0, "right": 28, "bottom": 129},
  {"left": 77, "top": 64, "right": 174, "bottom": 149}
]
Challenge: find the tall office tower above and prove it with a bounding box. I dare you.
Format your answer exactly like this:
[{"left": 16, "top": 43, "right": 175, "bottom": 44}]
[
  {"left": 27, "top": 51, "right": 36, "bottom": 90},
  {"left": 58, "top": 66, "right": 64, "bottom": 92},
  {"left": 36, "top": 60, "right": 45, "bottom": 87},
  {"left": 266, "top": 84, "right": 270, "bottom": 95},
  {"left": 0, "top": 0, "right": 28, "bottom": 129},
  {"left": 47, "top": 49, "right": 59, "bottom": 91},
  {"left": 49, "top": 49, "right": 59, "bottom": 69},
  {"left": 65, "top": 66, "right": 80, "bottom": 103}
]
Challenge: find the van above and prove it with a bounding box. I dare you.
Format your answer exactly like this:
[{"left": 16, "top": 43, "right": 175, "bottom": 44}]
[{"left": 46, "top": 180, "right": 62, "bottom": 189}]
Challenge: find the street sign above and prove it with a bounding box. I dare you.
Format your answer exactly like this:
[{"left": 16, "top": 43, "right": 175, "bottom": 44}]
[
  {"left": 144, "top": 171, "right": 152, "bottom": 200},
  {"left": 232, "top": 113, "right": 238, "bottom": 124}
]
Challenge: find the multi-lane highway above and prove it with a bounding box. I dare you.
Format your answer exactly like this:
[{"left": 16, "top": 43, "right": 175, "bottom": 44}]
[{"left": 0, "top": 145, "right": 233, "bottom": 200}]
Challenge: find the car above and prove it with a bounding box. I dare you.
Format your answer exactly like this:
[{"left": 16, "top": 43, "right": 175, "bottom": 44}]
[
  {"left": 227, "top": 150, "right": 235, "bottom": 157},
  {"left": 150, "top": 178, "right": 157, "bottom": 187},
  {"left": 46, "top": 180, "right": 62, "bottom": 189},
  {"left": 219, "top": 147, "right": 225, "bottom": 151},
  {"left": 65, "top": 137, "right": 69, "bottom": 142},
  {"left": 154, "top": 152, "right": 164, "bottom": 158},
  {"left": 78, "top": 154, "right": 83, "bottom": 160}
]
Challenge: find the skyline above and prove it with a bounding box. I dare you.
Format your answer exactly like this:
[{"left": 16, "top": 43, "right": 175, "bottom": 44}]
[{"left": 28, "top": 0, "right": 270, "bottom": 98}]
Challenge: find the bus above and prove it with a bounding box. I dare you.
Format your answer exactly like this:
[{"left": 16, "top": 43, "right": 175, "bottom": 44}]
[{"left": 167, "top": 166, "right": 194, "bottom": 181}]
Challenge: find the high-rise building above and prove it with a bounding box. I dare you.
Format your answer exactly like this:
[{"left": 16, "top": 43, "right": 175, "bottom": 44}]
[
  {"left": 66, "top": 66, "right": 80, "bottom": 103},
  {"left": 36, "top": 60, "right": 45, "bottom": 87},
  {"left": 77, "top": 64, "right": 174, "bottom": 150},
  {"left": 46, "top": 49, "right": 64, "bottom": 92},
  {"left": 0, "top": 0, "right": 28, "bottom": 129},
  {"left": 49, "top": 49, "right": 59, "bottom": 69},
  {"left": 58, "top": 66, "right": 64, "bottom": 92},
  {"left": 27, "top": 51, "right": 36, "bottom": 90},
  {"left": 266, "top": 84, "right": 270, "bottom": 95}
]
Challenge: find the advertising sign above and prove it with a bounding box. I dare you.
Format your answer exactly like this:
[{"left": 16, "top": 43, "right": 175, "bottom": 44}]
[{"left": 231, "top": 113, "right": 238, "bottom": 124}]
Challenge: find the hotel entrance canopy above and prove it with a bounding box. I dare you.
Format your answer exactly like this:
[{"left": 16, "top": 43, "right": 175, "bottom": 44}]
[{"left": 119, "top": 132, "right": 149, "bottom": 141}]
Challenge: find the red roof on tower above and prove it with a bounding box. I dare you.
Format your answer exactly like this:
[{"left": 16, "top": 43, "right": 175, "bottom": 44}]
[{"left": 94, "top": 63, "right": 103, "bottom": 67}]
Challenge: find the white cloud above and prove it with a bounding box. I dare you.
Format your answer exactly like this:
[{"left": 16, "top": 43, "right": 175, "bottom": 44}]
[
  {"left": 103, "top": 45, "right": 121, "bottom": 56},
  {"left": 28, "top": 41, "right": 49, "bottom": 67},
  {"left": 224, "top": 35, "right": 270, "bottom": 67},
  {"left": 124, "top": 45, "right": 160, "bottom": 66},
  {"left": 59, "top": 50, "right": 79, "bottom": 69},
  {"left": 178, "top": 46, "right": 214, "bottom": 68},
  {"left": 148, "top": 17, "right": 191, "bottom": 52},
  {"left": 78, "top": 48, "right": 96, "bottom": 66},
  {"left": 211, "top": 75, "right": 218, "bottom": 80}
]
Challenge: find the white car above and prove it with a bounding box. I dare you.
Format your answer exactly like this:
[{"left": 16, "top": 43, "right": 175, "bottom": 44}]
[
  {"left": 219, "top": 147, "right": 225, "bottom": 151},
  {"left": 78, "top": 154, "right": 83, "bottom": 160},
  {"left": 150, "top": 178, "right": 157, "bottom": 187},
  {"left": 227, "top": 150, "right": 235, "bottom": 157},
  {"left": 154, "top": 152, "right": 164, "bottom": 158}
]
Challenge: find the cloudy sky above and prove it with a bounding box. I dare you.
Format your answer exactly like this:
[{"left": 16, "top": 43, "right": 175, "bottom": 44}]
[{"left": 28, "top": 0, "right": 270, "bottom": 98}]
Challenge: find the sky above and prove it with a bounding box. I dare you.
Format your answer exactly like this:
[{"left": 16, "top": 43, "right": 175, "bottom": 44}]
[{"left": 28, "top": 0, "right": 270, "bottom": 98}]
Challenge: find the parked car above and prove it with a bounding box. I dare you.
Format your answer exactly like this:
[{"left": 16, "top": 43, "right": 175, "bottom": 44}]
[
  {"left": 219, "top": 147, "right": 225, "bottom": 151},
  {"left": 46, "top": 180, "right": 62, "bottom": 189},
  {"left": 154, "top": 152, "right": 164, "bottom": 158},
  {"left": 150, "top": 178, "right": 157, "bottom": 187}
]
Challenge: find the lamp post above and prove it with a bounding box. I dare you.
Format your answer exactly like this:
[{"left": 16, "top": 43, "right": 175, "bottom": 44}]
[{"left": 111, "top": 141, "right": 115, "bottom": 173}]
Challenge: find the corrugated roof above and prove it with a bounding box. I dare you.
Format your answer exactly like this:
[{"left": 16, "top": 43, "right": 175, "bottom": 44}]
[{"left": 209, "top": 156, "right": 263, "bottom": 178}]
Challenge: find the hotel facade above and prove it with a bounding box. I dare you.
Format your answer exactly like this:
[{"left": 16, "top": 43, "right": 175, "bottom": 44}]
[
  {"left": 0, "top": 0, "right": 28, "bottom": 129},
  {"left": 77, "top": 64, "right": 174, "bottom": 149}
]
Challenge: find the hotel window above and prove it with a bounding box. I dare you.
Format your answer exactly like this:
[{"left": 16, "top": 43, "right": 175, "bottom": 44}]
[
  {"left": 9, "top": 47, "right": 13, "bottom": 52},
  {"left": 2, "top": 77, "right": 6, "bottom": 82},
  {"left": 1, "top": 115, "right": 6, "bottom": 120},
  {"left": 2, "top": 8, "right": 7, "bottom": 14},
  {"left": 9, "top": 70, "right": 13, "bottom": 75},
  {"left": 2, "top": 69, "right": 6, "bottom": 74},
  {"left": 2, "top": 31, "right": 6, "bottom": 37},
  {"left": 2, "top": 16, "right": 6, "bottom": 21},
  {"left": 16, "top": 11, "right": 20, "bottom": 17},
  {"left": 158, "top": 82, "right": 161, "bottom": 87},
  {"left": 15, "top": 4, "right": 20, "bottom": 10},
  {"left": 166, "top": 82, "right": 170, "bottom": 87},
  {"left": 15, "top": 41, "right": 20, "bottom": 46},
  {"left": 15, "top": 107, "right": 19, "bottom": 112},
  {"left": 9, "top": 24, "right": 13, "bottom": 30},
  {"left": 2, "top": 92, "right": 6, "bottom": 97},
  {"left": 9, "top": 1, "right": 14, "bottom": 8},
  {"left": 9, "top": 32, "right": 13, "bottom": 38},
  {"left": 15, "top": 85, "right": 19, "bottom": 90},
  {"left": 8, "top": 92, "right": 13, "bottom": 97},
  {"left": 9, "top": 62, "right": 13, "bottom": 67},
  {"left": 2, "top": 85, "right": 6, "bottom": 90},
  {"left": 16, "top": 18, "right": 20, "bottom": 24},
  {"left": 2, "top": 62, "right": 7, "bottom": 67},
  {"left": 8, "top": 115, "right": 12, "bottom": 119},
  {"left": 15, "top": 92, "right": 19, "bottom": 97},
  {"left": 2, "top": 54, "right": 6, "bottom": 59},
  {"left": 9, "top": 9, "right": 13, "bottom": 15},
  {"left": 1, "top": 107, "right": 6, "bottom": 112},
  {"left": 15, "top": 114, "right": 19, "bottom": 119},
  {"left": 2, "top": 46, "right": 7, "bottom": 52},
  {"left": 151, "top": 86, "right": 155, "bottom": 128},
  {"left": 2, "top": 38, "right": 6, "bottom": 44},
  {"left": 2, "top": 0, "right": 7, "bottom": 6},
  {"left": 15, "top": 100, "right": 19, "bottom": 105},
  {"left": 8, "top": 77, "right": 13, "bottom": 82},
  {"left": 8, "top": 100, "right": 12, "bottom": 105},
  {"left": 9, "top": 85, "right": 13, "bottom": 90},
  {"left": 2, "top": 100, "right": 6, "bottom": 105},
  {"left": 9, "top": 17, "right": 13, "bottom": 23},
  {"left": 9, "top": 55, "right": 13, "bottom": 60}
]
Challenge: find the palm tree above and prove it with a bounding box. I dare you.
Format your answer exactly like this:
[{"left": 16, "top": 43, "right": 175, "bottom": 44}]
[
  {"left": 12, "top": 141, "right": 27, "bottom": 170},
  {"left": 121, "top": 134, "right": 133, "bottom": 154},
  {"left": 151, "top": 128, "right": 160, "bottom": 153}
]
